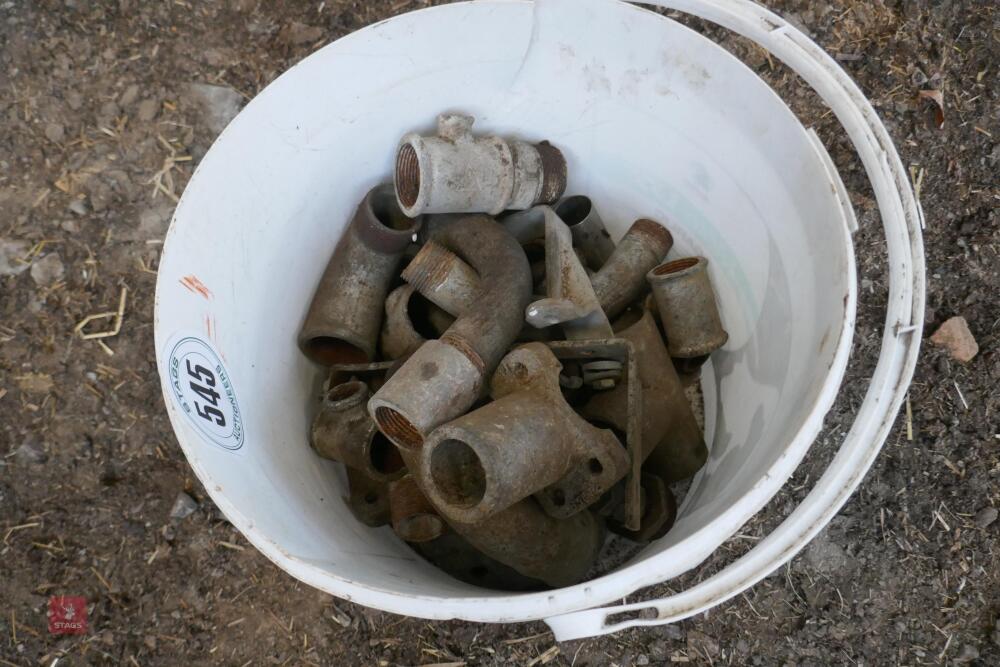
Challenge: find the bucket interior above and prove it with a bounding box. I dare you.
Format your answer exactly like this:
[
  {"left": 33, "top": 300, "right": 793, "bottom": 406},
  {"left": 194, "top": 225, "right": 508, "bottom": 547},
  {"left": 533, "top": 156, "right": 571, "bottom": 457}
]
[{"left": 155, "top": 0, "right": 853, "bottom": 620}]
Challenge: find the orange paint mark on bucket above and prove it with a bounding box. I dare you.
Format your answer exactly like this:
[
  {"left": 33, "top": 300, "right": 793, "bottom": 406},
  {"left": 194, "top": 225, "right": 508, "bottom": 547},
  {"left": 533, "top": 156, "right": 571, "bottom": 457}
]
[{"left": 180, "top": 275, "right": 212, "bottom": 300}]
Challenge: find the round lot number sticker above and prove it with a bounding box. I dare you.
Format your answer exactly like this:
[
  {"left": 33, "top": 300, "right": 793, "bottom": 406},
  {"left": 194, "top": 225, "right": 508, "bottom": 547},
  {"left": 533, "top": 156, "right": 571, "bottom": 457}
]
[{"left": 166, "top": 336, "right": 245, "bottom": 452}]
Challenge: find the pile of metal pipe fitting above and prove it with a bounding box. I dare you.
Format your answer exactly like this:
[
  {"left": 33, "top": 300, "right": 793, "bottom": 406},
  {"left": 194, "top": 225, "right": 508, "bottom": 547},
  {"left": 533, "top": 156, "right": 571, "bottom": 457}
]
[{"left": 298, "top": 113, "right": 729, "bottom": 589}]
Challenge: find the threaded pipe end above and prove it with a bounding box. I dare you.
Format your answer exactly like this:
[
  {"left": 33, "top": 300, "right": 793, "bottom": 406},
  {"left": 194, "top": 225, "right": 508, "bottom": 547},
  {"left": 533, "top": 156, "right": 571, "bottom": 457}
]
[{"left": 395, "top": 143, "right": 420, "bottom": 210}]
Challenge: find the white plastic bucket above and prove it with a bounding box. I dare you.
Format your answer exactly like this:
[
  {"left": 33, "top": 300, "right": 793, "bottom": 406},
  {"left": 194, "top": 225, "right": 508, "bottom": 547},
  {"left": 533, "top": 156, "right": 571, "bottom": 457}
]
[{"left": 155, "top": 0, "right": 923, "bottom": 639}]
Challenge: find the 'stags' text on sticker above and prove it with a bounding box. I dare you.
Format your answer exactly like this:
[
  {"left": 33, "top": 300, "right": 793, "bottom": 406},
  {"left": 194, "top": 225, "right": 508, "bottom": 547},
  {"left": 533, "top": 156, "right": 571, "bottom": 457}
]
[{"left": 165, "top": 336, "right": 245, "bottom": 452}]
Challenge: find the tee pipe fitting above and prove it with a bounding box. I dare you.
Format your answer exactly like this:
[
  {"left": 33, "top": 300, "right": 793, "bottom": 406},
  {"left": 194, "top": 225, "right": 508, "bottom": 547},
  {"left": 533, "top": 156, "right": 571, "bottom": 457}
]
[
  {"left": 311, "top": 380, "right": 405, "bottom": 482},
  {"left": 369, "top": 215, "right": 532, "bottom": 450},
  {"left": 299, "top": 184, "right": 422, "bottom": 365},
  {"left": 647, "top": 256, "right": 729, "bottom": 358},
  {"left": 420, "top": 343, "right": 629, "bottom": 522},
  {"left": 394, "top": 447, "right": 605, "bottom": 587},
  {"left": 590, "top": 218, "right": 673, "bottom": 320},
  {"left": 394, "top": 113, "right": 567, "bottom": 216}
]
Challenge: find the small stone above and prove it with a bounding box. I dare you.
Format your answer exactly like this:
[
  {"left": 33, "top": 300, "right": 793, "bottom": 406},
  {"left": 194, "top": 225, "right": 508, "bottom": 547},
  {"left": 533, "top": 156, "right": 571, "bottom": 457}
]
[
  {"left": 30, "top": 253, "right": 64, "bottom": 287},
  {"left": 138, "top": 207, "right": 170, "bottom": 238},
  {"left": 955, "top": 644, "right": 979, "bottom": 663},
  {"left": 61, "top": 219, "right": 80, "bottom": 233},
  {"left": 144, "top": 635, "right": 157, "bottom": 650},
  {"left": 15, "top": 440, "right": 48, "bottom": 465},
  {"left": 805, "top": 530, "right": 850, "bottom": 575},
  {"left": 635, "top": 655, "right": 649, "bottom": 666},
  {"left": 185, "top": 83, "right": 243, "bottom": 135},
  {"left": 687, "top": 630, "right": 720, "bottom": 657},
  {"left": 0, "top": 238, "right": 31, "bottom": 276},
  {"left": 119, "top": 83, "right": 140, "bottom": 107},
  {"left": 283, "top": 21, "right": 324, "bottom": 45},
  {"left": 66, "top": 91, "right": 83, "bottom": 110},
  {"left": 69, "top": 199, "right": 88, "bottom": 216},
  {"left": 647, "top": 639, "right": 670, "bottom": 661},
  {"left": 974, "top": 506, "right": 998, "bottom": 529},
  {"left": 137, "top": 98, "right": 158, "bottom": 122},
  {"left": 44, "top": 122, "right": 65, "bottom": 142},
  {"left": 929, "top": 316, "right": 978, "bottom": 363},
  {"left": 86, "top": 179, "right": 113, "bottom": 213},
  {"left": 170, "top": 492, "right": 199, "bottom": 520},
  {"left": 99, "top": 100, "right": 120, "bottom": 120}
]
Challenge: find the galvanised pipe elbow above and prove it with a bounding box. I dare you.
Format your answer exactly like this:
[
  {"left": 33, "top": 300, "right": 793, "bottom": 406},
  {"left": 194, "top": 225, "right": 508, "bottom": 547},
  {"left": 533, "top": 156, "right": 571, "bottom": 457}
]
[
  {"left": 311, "top": 380, "right": 406, "bottom": 482},
  {"left": 421, "top": 343, "right": 628, "bottom": 523},
  {"left": 590, "top": 218, "right": 674, "bottom": 321},
  {"left": 401, "top": 240, "right": 481, "bottom": 316},
  {"left": 394, "top": 113, "right": 567, "bottom": 217},
  {"left": 299, "top": 184, "right": 422, "bottom": 365},
  {"left": 379, "top": 285, "right": 455, "bottom": 360},
  {"left": 369, "top": 215, "right": 532, "bottom": 450},
  {"left": 403, "top": 241, "right": 557, "bottom": 347}
]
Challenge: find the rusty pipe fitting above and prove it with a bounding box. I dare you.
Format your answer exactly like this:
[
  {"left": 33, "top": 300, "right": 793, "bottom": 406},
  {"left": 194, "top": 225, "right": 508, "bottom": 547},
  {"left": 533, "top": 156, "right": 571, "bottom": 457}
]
[
  {"left": 590, "top": 218, "right": 673, "bottom": 321},
  {"left": 516, "top": 206, "right": 618, "bottom": 385},
  {"left": 299, "top": 184, "right": 422, "bottom": 365},
  {"left": 554, "top": 195, "right": 615, "bottom": 271},
  {"left": 421, "top": 343, "right": 628, "bottom": 522},
  {"left": 450, "top": 500, "right": 604, "bottom": 587},
  {"left": 395, "top": 113, "right": 566, "bottom": 217},
  {"left": 389, "top": 474, "right": 445, "bottom": 543},
  {"left": 524, "top": 207, "right": 613, "bottom": 341},
  {"left": 402, "top": 240, "right": 481, "bottom": 316},
  {"left": 394, "top": 448, "right": 604, "bottom": 587},
  {"left": 311, "top": 380, "right": 406, "bottom": 482},
  {"left": 410, "top": 532, "right": 545, "bottom": 591},
  {"left": 379, "top": 285, "right": 454, "bottom": 360},
  {"left": 647, "top": 256, "right": 728, "bottom": 358},
  {"left": 380, "top": 285, "right": 427, "bottom": 360},
  {"left": 345, "top": 467, "right": 391, "bottom": 528},
  {"left": 404, "top": 240, "right": 543, "bottom": 344},
  {"left": 609, "top": 473, "right": 677, "bottom": 543},
  {"left": 582, "top": 309, "right": 707, "bottom": 483},
  {"left": 369, "top": 215, "right": 531, "bottom": 450}
]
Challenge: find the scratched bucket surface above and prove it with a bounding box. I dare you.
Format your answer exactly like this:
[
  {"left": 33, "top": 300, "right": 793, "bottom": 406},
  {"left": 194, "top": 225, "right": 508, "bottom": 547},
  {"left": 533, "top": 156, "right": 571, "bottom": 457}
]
[{"left": 155, "top": 0, "right": 873, "bottom": 631}]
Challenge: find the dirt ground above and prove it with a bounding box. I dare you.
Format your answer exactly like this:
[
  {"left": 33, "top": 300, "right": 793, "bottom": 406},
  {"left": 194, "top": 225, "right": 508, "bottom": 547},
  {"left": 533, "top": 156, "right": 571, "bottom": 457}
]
[{"left": 1, "top": 0, "right": 998, "bottom": 665}]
